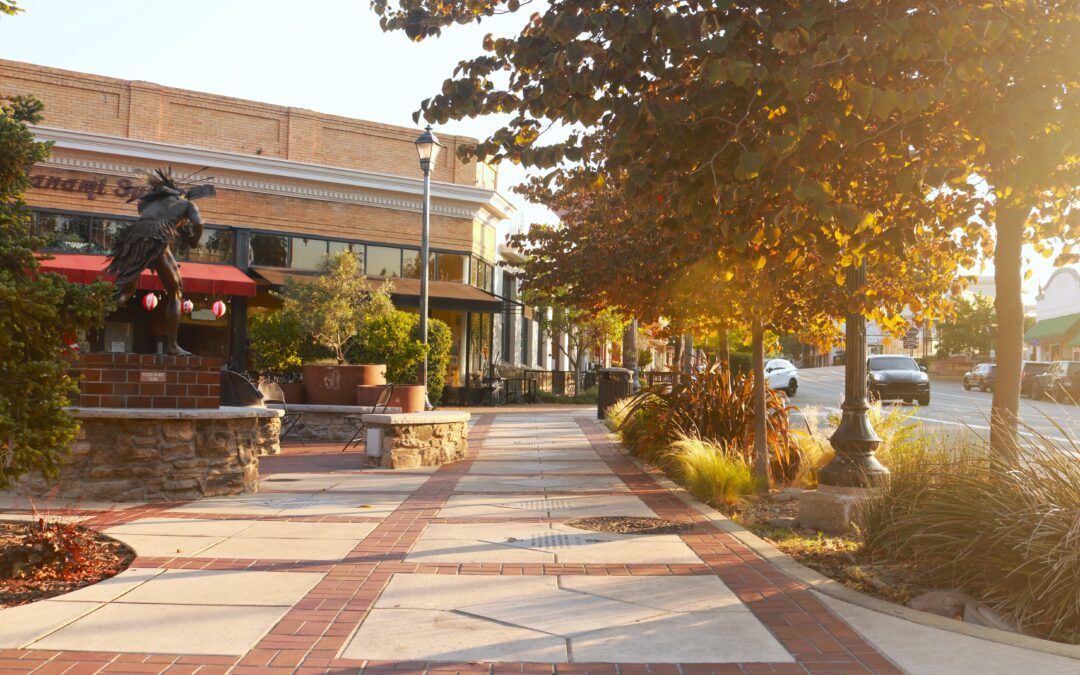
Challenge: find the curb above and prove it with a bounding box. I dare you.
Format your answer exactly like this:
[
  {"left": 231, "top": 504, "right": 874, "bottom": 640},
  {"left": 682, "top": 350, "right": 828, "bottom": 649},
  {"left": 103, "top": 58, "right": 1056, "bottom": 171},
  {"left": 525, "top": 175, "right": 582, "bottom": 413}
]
[{"left": 596, "top": 423, "right": 1080, "bottom": 662}]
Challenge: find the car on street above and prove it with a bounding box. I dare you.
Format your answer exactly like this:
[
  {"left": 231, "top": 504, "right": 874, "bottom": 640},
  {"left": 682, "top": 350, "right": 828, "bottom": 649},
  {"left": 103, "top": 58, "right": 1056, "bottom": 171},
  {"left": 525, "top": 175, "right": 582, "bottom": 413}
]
[
  {"left": 1032, "top": 361, "right": 1080, "bottom": 402},
  {"left": 765, "top": 358, "right": 799, "bottom": 396},
  {"left": 867, "top": 354, "right": 930, "bottom": 405},
  {"left": 1020, "top": 360, "right": 1051, "bottom": 398},
  {"left": 962, "top": 363, "right": 996, "bottom": 392}
]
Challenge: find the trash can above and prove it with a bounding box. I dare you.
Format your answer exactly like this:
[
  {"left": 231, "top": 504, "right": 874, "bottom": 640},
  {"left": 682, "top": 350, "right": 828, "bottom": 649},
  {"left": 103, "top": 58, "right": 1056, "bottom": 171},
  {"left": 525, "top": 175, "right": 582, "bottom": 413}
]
[{"left": 597, "top": 367, "right": 633, "bottom": 420}]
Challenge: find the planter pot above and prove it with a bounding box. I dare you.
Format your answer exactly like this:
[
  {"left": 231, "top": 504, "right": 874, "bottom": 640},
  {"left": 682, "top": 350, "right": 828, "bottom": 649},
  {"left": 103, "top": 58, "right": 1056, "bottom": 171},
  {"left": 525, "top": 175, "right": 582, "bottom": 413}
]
[
  {"left": 356, "top": 384, "right": 427, "bottom": 413},
  {"left": 390, "top": 384, "right": 427, "bottom": 414},
  {"left": 303, "top": 364, "right": 385, "bottom": 405},
  {"left": 277, "top": 382, "right": 304, "bottom": 404},
  {"left": 356, "top": 385, "right": 384, "bottom": 406}
]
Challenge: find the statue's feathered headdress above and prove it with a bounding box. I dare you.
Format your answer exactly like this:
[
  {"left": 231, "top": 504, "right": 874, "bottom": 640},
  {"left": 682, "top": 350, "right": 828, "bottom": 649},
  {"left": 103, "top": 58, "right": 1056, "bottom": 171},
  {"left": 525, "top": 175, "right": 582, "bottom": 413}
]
[{"left": 131, "top": 166, "right": 217, "bottom": 209}]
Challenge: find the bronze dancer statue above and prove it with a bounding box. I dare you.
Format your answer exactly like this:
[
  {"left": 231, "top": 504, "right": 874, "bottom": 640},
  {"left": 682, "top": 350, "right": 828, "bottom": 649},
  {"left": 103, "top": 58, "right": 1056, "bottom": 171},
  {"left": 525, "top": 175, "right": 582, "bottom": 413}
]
[{"left": 106, "top": 168, "right": 216, "bottom": 356}]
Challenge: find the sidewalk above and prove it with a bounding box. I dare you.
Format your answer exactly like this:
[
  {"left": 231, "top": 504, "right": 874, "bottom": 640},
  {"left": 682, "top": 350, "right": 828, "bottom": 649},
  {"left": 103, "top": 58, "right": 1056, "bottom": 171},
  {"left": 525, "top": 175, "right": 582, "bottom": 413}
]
[{"left": 1, "top": 410, "right": 1077, "bottom": 673}]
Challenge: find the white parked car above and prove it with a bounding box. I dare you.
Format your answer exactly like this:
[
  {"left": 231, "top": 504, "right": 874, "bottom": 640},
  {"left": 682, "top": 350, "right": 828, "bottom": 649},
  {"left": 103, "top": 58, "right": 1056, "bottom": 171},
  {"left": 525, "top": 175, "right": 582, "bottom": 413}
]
[{"left": 765, "top": 358, "right": 799, "bottom": 396}]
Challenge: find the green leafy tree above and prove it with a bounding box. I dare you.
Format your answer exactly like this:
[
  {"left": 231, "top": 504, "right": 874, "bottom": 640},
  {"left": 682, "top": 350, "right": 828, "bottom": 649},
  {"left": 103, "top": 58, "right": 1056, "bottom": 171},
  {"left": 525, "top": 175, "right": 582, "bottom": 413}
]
[
  {"left": 276, "top": 251, "right": 393, "bottom": 364},
  {"left": 526, "top": 288, "right": 625, "bottom": 385},
  {"left": 937, "top": 294, "right": 996, "bottom": 358},
  {"left": 636, "top": 347, "right": 653, "bottom": 371},
  {"left": 353, "top": 310, "right": 452, "bottom": 404},
  {"left": 0, "top": 93, "right": 111, "bottom": 488},
  {"left": 248, "top": 310, "right": 316, "bottom": 375}
]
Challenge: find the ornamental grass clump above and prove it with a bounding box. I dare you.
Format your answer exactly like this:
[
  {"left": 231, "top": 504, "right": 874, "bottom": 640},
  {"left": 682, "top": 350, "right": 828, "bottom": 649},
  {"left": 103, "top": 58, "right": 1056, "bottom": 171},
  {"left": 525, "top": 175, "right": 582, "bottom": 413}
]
[
  {"left": 665, "top": 435, "right": 761, "bottom": 509},
  {"left": 618, "top": 359, "right": 799, "bottom": 483},
  {"left": 861, "top": 432, "right": 1080, "bottom": 641}
]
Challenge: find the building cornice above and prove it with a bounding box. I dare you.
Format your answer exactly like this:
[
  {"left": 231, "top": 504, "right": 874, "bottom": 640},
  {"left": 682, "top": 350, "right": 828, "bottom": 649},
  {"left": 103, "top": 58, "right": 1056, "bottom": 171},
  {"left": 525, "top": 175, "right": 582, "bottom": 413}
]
[{"left": 31, "top": 126, "right": 512, "bottom": 220}]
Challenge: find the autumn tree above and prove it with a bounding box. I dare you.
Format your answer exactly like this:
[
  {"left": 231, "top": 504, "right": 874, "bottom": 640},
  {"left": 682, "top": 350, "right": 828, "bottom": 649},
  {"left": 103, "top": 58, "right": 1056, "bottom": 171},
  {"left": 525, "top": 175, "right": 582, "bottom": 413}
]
[{"left": 372, "top": 0, "right": 995, "bottom": 484}]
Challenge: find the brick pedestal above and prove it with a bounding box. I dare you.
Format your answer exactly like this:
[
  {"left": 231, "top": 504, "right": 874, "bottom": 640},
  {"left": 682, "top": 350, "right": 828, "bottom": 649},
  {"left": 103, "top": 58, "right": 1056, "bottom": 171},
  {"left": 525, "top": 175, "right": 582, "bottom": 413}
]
[{"left": 72, "top": 353, "right": 223, "bottom": 409}]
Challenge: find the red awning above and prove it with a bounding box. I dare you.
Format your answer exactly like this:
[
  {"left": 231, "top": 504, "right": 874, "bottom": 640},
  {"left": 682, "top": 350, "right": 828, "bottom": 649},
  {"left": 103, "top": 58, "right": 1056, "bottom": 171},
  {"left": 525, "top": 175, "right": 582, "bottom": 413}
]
[{"left": 36, "top": 253, "right": 257, "bottom": 297}]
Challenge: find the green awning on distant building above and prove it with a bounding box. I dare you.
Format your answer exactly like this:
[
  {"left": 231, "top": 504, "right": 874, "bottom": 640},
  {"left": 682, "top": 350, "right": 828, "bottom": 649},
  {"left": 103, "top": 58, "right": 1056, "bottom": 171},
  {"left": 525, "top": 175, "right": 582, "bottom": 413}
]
[{"left": 1025, "top": 312, "right": 1080, "bottom": 341}]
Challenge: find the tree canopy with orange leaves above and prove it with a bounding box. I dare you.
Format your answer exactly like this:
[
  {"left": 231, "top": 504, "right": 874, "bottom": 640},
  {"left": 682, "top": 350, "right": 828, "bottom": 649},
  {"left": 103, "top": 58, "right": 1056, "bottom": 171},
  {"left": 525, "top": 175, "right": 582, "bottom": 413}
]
[{"left": 373, "top": 0, "right": 1079, "bottom": 456}]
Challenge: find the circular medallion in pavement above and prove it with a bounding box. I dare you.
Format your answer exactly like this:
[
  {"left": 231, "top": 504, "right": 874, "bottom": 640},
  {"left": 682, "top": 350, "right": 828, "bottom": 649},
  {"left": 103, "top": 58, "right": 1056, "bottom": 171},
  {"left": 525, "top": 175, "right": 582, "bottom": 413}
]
[{"left": 564, "top": 516, "right": 694, "bottom": 535}]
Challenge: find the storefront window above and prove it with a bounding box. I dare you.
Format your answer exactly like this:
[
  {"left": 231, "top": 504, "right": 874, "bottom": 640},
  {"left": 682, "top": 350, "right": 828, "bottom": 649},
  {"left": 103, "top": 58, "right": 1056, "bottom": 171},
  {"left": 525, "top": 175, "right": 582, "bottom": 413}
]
[
  {"left": 470, "top": 259, "right": 494, "bottom": 293},
  {"left": 401, "top": 249, "right": 435, "bottom": 280},
  {"left": 467, "top": 311, "right": 493, "bottom": 383},
  {"left": 367, "top": 245, "right": 401, "bottom": 277},
  {"left": 250, "top": 233, "right": 289, "bottom": 267},
  {"left": 176, "top": 227, "right": 234, "bottom": 264},
  {"left": 328, "top": 241, "right": 364, "bottom": 268},
  {"left": 34, "top": 210, "right": 235, "bottom": 263},
  {"left": 290, "top": 237, "right": 327, "bottom": 270},
  {"left": 436, "top": 252, "right": 468, "bottom": 283},
  {"left": 37, "top": 213, "right": 95, "bottom": 253}
]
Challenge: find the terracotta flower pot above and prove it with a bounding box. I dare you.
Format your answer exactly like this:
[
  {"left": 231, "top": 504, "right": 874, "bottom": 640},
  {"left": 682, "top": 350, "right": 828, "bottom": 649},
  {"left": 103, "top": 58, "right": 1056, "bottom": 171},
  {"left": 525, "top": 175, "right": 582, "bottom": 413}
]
[
  {"left": 390, "top": 384, "right": 427, "bottom": 413},
  {"left": 356, "top": 384, "right": 426, "bottom": 412},
  {"left": 277, "top": 382, "right": 304, "bottom": 404},
  {"left": 303, "top": 364, "right": 385, "bottom": 405}
]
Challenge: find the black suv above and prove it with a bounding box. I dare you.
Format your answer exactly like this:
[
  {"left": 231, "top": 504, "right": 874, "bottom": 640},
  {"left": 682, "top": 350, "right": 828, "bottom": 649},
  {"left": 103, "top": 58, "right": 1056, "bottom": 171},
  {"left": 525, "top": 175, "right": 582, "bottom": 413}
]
[
  {"left": 867, "top": 354, "right": 931, "bottom": 405},
  {"left": 1020, "top": 361, "right": 1051, "bottom": 397},
  {"left": 1032, "top": 361, "right": 1080, "bottom": 401},
  {"left": 962, "top": 363, "right": 995, "bottom": 392}
]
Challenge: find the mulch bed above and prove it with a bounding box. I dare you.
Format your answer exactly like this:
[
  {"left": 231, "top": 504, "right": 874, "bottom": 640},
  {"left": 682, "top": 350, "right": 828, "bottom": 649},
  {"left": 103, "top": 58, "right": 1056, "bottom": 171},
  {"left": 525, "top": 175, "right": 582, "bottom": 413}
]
[
  {"left": 565, "top": 516, "right": 695, "bottom": 535},
  {"left": 733, "top": 493, "right": 926, "bottom": 606},
  {"left": 1, "top": 519, "right": 135, "bottom": 608}
]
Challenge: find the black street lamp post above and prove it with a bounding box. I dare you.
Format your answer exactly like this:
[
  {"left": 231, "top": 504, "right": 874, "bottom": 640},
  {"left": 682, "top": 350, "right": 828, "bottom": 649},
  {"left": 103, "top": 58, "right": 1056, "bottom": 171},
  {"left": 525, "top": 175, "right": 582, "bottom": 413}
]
[
  {"left": 821, "top": 259, "right": 889, "bottom": 487},
  {"left": 414, "top": 126, "right": 442, "bottom": 387},
  {"left": 801, "top": 259, "right": 888, "bottom": 531}
]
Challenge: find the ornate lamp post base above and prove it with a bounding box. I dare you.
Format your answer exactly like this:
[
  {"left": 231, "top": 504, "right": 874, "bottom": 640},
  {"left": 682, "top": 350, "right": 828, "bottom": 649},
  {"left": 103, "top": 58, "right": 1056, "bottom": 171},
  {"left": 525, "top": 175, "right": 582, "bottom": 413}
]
[{"left": 799, "top": 260, "right": 889, "bottom": 533}]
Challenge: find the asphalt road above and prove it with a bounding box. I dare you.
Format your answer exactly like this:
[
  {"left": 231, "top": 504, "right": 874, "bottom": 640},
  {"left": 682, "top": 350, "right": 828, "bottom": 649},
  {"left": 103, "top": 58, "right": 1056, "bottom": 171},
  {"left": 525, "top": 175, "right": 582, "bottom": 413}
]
[{"left": 792, "top": 366, "right": 1080, "bottom": 446}]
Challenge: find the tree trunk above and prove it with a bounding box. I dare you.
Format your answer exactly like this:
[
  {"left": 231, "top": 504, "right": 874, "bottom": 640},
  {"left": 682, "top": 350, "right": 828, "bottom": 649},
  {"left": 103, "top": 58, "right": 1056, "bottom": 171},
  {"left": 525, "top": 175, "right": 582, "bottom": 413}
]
[
  {"left": 681, "top": 333, "right": 694, "bottom": 373},
  {"left": 990, "top": 205, "right": 1027, "bottom": 462},
  {"left": 751, "top": 317, "right": 769, "bottom": 486},
  {"left": 718, "top": 328, "right": 730, "bottom": 371},
  {"left": 673, "top": 330, "right": 683, "bottom": 371}
]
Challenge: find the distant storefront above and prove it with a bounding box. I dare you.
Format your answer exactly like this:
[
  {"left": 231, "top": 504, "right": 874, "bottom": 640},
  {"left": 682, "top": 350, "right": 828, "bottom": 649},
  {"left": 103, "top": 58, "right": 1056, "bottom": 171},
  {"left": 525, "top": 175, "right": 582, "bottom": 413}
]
[
  {"left": 1025, "top": 268, "right": 1080, "bottom": 361},
  {"left": 2, "top": 58, "right": 516, "bottom": 383}
]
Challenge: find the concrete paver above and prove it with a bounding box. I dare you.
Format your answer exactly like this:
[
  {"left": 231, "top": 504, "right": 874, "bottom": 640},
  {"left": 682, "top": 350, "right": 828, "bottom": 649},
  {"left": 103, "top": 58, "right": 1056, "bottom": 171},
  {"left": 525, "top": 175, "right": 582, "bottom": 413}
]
[
  {"left": 436, "top": 494, "right": 657, "bottom": 519},
  {"left": 0, "top": 600, "right": 103, "bottom": 648},
  {"left": 31, "top": 602, "right": 294, "bottom": 655},
  {"left": 340, "top": 608, "right": 569, "bottom": 662},
  {"left": 118, "top": 569, "right": 324, "bottom": 605}
]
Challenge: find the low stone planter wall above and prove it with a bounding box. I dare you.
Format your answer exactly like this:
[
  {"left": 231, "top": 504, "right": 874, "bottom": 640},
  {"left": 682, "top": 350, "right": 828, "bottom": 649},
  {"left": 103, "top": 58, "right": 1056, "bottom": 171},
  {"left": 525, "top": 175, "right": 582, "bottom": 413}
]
[
  {"left": 15, "top": 407, "right": 283, "bottom": 502},
  {"left": 273, "top": 404, "right": 402, "bottom": 444},
  {"left": 363, "top": 411, "right": 470, "bottom": 469}
]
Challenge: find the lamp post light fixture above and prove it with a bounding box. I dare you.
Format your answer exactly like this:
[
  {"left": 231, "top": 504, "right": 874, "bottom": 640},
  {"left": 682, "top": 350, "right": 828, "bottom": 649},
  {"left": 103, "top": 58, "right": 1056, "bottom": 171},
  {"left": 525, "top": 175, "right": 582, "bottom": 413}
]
[{"left": 414, "top": 125, "right": 442, "bottom": 387}]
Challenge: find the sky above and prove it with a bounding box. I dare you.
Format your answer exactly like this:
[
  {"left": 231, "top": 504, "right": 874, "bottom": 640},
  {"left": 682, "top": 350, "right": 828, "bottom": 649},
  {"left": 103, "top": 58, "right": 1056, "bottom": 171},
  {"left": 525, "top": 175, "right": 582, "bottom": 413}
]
[{"left": 0, "top": 0, "right": 1065, "bottom": 303}]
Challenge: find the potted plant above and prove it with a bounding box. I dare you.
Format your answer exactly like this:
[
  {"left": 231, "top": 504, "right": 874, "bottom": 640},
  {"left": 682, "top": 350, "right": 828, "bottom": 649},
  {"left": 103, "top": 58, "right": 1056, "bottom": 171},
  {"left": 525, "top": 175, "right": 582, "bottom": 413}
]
[
  {"left": 353, "top": 309, "right": 452, "bottom": 411},
  {"left": 276, "top": 251, "right": 394, "bottom": 405}
]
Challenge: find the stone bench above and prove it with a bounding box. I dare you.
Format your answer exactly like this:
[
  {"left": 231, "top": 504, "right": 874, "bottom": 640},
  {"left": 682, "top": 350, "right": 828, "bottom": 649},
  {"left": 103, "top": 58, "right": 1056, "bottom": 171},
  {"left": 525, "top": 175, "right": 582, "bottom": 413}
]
[
  {"left": 265, "top": 403, "right": 402, "bottom": 444},
  {"left": 362, "top": 411, "right": 470, "bottom": 469},
  {"left": 14, "top": 406, "right": 284, "bottom": 502}
]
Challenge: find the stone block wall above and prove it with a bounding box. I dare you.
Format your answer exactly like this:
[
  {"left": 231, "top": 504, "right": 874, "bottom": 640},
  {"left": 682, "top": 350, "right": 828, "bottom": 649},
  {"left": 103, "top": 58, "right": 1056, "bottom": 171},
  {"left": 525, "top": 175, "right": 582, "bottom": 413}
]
[
  {"left": 16, "top": 410, "right": 280, "bottom": 502},
  {"left": 72, "top": 353, "right": 223, "bottom": 409},
  {"left": 365, "top": 413, "right": 469, "bottom": 469}
]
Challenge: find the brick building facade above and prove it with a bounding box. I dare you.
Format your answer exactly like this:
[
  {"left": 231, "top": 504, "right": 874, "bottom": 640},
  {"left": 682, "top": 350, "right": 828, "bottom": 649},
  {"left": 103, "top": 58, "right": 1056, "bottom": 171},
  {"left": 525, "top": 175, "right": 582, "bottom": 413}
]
[{"left": 2, "top": 58, "right": 514, "bottom": 387}]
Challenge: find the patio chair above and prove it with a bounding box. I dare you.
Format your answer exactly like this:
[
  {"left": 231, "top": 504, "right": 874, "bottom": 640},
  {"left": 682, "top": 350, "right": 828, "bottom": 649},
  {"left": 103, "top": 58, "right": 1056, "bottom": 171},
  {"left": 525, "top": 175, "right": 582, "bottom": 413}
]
[
  {"left": 259, "top": 380, "right": 304, "bottom": 446},
  {"left": 342, "top": 384, "right": 394, "bottom": 452}
]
